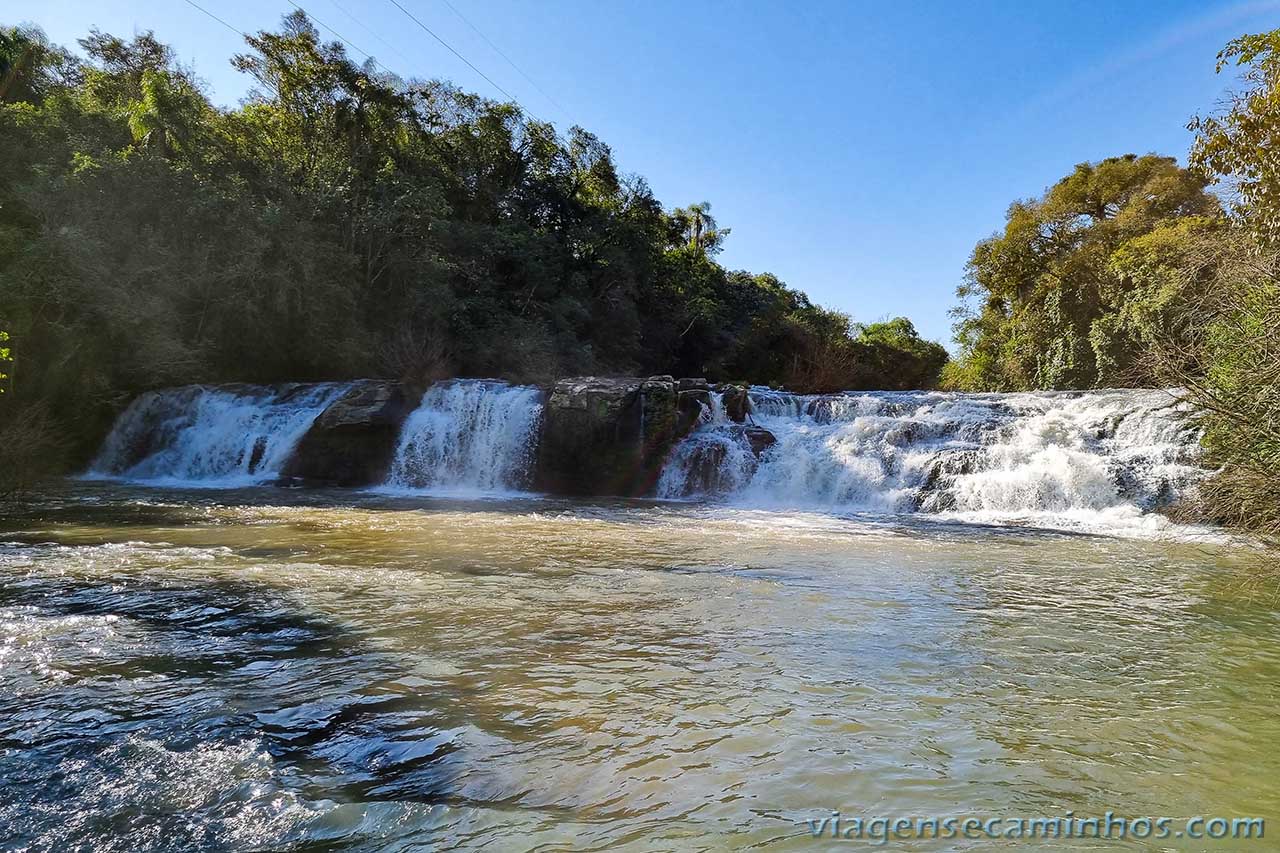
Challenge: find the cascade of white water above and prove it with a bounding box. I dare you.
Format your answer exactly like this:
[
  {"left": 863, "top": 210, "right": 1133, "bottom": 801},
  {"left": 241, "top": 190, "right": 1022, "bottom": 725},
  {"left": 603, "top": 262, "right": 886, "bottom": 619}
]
[
  {"left": 656, "top": 392, "right": 756, "bottom": 498},
  {"left": 382, "top": 380, "right": 543, "bottom": 494},
  {"left": 89, "top": 383, "right": 350, "bottom": 486},
  {"left": 659, "top": 388, "right": 1204, "bottom": 527}
]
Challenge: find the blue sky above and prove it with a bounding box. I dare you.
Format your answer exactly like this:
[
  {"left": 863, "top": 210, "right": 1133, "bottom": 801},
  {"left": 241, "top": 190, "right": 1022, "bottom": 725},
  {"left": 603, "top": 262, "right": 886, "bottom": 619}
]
[{"left": 28, "top": 0, "right": 1280, "bottom": 346}]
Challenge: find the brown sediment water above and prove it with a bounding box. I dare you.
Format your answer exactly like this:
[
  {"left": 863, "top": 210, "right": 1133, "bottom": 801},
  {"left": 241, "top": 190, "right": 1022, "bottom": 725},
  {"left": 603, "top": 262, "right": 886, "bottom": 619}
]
[{"left": 1, "top": 482, "right": 1275, "bottom": 850}]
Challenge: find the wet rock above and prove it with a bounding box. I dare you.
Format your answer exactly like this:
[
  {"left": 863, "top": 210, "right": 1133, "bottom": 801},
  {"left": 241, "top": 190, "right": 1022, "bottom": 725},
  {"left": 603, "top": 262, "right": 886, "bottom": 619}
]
[
  {"left": 1111, "top": 458, "right": 1175, "bottom": 511},
  {"left": 247, "top": 435, "right": 269, "bottom": 474},
  {"left": 743, "top": 425, "right": 776, "bottom": 456},
  {"left": 884, "top": 421, "right": 923, "bottom": 447},
  {"left": 715, "top": 383, "right": 751, "bottom": 423},
  {"left": 918, "top": 490, "right": 957, "bottom": 513},
  {"left": 920, "top": 448, "right": 980, "bottom": 491},
  {"left": 677, "top": 388, "right": 713, "bottom": 436},
  {"left": 535, "top": 376, "right": 682, "bottom": 496},
  {"left": 683, "top": 441, "right": 729, "bottom": 494},
  {"left": 915, "top": 448, "right": 980, "bottom": 510},
  {"left": 282, "top": 381, "right": 411, "bottom": 486},
  {"left": 678, "top": 377, "right": 709, "bottom": 392}
]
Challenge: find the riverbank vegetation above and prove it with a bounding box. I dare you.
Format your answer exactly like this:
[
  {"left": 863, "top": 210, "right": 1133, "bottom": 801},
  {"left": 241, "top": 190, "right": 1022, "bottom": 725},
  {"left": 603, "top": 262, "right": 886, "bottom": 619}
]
[
  {"left": 945, "top": 29, "right": 1280, "bottom": 536},
  {"left": 0, "top": 14, "right": 945, "bottom": 471},
  {"left": 4, "top": 14, "right": 1278, "bottom": 538}
]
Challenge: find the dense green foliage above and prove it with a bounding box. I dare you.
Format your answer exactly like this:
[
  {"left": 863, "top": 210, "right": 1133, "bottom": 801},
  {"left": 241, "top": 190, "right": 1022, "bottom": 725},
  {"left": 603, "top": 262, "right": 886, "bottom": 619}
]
[
  {"left": 0, "top": 15, "right": 946, "bottom": 467},
  {"left": 944, "top": 155, "right": 1221, "bottom": 390},
  {"left": 1189, "top": 30, "right": 1280, "bottom": 240},
  {"left": 1178, "top": 32, "right": 1280, "bottom": 537}
]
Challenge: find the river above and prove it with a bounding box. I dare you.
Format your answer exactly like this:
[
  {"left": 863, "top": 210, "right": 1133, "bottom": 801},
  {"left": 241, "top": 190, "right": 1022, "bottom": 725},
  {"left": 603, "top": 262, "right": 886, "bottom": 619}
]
[
  {"left": 3, "top": 383, "right": 1278, "bottom": 850},
  {"left": 2, "top": 481, "right": 1276, "bottom": 851}
]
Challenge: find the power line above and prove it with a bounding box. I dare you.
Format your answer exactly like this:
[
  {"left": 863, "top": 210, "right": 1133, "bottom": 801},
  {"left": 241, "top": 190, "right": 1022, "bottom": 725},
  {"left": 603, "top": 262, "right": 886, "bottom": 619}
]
[
  {"left": 187, "top": 0, "right": 395, "bottom": 83},
  {"left": 187, "top": 0, "right": 556, "bottom": 127},
  {"left": 383, "top": 0, "right": 516, "bottom": 103},
  {"left": 435, "top": 0, "right": 570, "bottom": 121},
  {"left": 285, "top": 1, "right": 396, "bottom": 78},
  {"left": 181, "top": 0, "right": 251, "bottom": 41},
  {"left": 180, "top": 0, "right": 281, "bottom": 97},
  {"left": 326, "top": 0, "right": 417, "bottom": 70}
]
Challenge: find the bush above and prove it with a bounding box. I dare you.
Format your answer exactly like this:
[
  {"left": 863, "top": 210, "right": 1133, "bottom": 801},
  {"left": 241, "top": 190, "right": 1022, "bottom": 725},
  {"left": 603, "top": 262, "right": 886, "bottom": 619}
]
[
  {"left": 0, "top": 403, "right": 65, "bottom": 498},
  {"left": 1179, "top": 251, "right": 1280, "bottom": 535}
]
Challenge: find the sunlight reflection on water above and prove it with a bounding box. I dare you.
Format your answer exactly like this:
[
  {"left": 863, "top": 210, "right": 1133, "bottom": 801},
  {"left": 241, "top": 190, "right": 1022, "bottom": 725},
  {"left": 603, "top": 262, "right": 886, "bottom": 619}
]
[{"left": 0, "top": 482, "right": 1276, "bottom": 851}]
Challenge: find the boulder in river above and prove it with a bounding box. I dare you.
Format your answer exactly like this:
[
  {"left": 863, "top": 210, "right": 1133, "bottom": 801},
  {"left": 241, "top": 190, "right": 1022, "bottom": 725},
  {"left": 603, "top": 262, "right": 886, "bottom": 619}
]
[
  {"left": 743, "top": 425, "right": 776, "bottom": 456},
  {"left": 536, "top": 375, "right": 687, "bottom": 495},
  {"left": 714, "top": 383, "right": 751, "bottom": 422},
  {"left": 914, "top": 448, "right": 980, "bottom": 511},
  {"left": 282, "top": 381, "right": 411, "bottom": 486},
  {"left": 677, "top": 387, "right": 713, "bottom": 436}
]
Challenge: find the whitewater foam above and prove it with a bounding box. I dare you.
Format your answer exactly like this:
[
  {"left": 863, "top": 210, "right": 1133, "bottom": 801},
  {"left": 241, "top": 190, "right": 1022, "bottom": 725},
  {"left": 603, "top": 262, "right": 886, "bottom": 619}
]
[
  {"left": 659, "top": 387, "right": 1206, "bottom": 536},
  {"left": 88, "top": 384, "right": 350, "bottom": 487},
  {"left": 380, "top": 380, "right": 543, "bottom": 496}
]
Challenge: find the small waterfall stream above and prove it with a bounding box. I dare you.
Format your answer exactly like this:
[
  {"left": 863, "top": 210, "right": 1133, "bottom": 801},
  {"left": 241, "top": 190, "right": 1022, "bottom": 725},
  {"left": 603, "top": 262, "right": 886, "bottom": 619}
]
[
  {"left": 88, "top": 383, "right": 351, "bottom": 486},
  {"left": 659, "top": 387, "right": 1204, "bottom": 532},
  {"left": 382, "top": 380, "right": 544, "bottom": 494}
]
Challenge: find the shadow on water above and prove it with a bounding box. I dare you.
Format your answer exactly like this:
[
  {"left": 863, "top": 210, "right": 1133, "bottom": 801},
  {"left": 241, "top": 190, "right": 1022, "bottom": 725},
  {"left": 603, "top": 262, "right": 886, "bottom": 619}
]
[
  {"left": 2, "top": 479, "right": 577, "bottom": 536},
  {"left": 0, "top": 569, "right": 471, "bottom": 851}
]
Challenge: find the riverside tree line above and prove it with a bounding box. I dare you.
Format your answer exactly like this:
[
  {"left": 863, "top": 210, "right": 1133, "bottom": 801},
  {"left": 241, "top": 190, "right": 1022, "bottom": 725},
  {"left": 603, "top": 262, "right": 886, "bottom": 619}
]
[
  {"left": 2, "top": 15, "right": 1279, "bottom": 539},
  {"left": 0, "top": 12, "right": 946, "bottom": 475}
]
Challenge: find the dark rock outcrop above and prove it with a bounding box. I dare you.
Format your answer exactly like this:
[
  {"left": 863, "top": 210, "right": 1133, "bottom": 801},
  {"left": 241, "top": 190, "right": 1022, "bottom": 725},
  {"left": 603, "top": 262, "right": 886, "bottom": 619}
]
[
  {"left": 915, "top": 448, "right": 980, "bottom": 511},
  {"left": 535, "top": 375, "right": 689, "bottom": 495},
  {"left": 715, "top": 383, "right": 751, "bottom": 423},
  {"left": 281, "top": 381, "right": 411, "bottom": 486},
  {"left": 676, "top": 379, "right": 713, "bottom": 436},
  {"left": 666, "top": 423, "right": 776, "bottom": 496},
  {"left": 743, "top": 425, "right": 777, "bottom": 456}
]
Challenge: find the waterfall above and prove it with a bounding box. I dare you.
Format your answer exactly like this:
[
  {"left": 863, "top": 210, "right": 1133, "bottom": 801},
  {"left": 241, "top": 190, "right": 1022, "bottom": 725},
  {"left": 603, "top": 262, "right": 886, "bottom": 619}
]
[
  {"left": 658, "top": 388, "right": 1205, "bottom": 530},
  {"left": 382, "top": 380, "right": 543, "bottom": 495},
  {"left": 656, "top": 392, "right": 758, "bottom": 497},
  {"left": 89, "top": 383, "right": 350, "bottom": 486},
  {"left": 86, "top": 375, "right": 1206, "bottom": 532}
]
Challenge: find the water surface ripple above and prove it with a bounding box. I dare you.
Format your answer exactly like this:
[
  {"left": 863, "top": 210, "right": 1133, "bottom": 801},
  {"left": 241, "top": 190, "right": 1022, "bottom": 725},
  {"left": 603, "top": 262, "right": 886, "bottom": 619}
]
[{"left": 1, "top": 483, "right": 1276, "bottom": 851}]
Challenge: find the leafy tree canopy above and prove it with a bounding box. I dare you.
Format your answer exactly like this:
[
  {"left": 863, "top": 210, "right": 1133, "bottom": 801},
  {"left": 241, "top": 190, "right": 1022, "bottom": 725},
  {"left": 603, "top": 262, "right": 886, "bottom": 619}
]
[
  {"left": 0, "top": 15, "right": 947, "bottom": 462},
  {"left": 1190, "top": 31, "right": 1280, "bottom": 238},
  {"left": 947, "top": 154, "right": 1220, "bottom": 390}
]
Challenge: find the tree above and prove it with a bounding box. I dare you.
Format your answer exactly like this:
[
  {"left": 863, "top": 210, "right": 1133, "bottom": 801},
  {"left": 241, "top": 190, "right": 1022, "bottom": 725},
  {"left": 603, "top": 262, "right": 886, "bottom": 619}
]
[
  {"left": 125, "top": 68, "right": 206, "bottom": 157},
  {"left": 671, "top": 201, "right": 730, "bottom": 255},
  {"left": 853, "top": 317, "right": 949, "bottom": 389},
  {"left": 1178, "top": 28, "right": 1280, "bottom": 536},
  {"left": 947, "top": 155, "right": 1220, "bottom": 390},
  {"left": 0, "top": 13, "right": 949, "bottom": 469},
  {"left": 0, "top": 25, "right": 74, "bottom": 104},
  {"left": 1189, "top": 30, "right": 1280, "bottom": 239}
]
